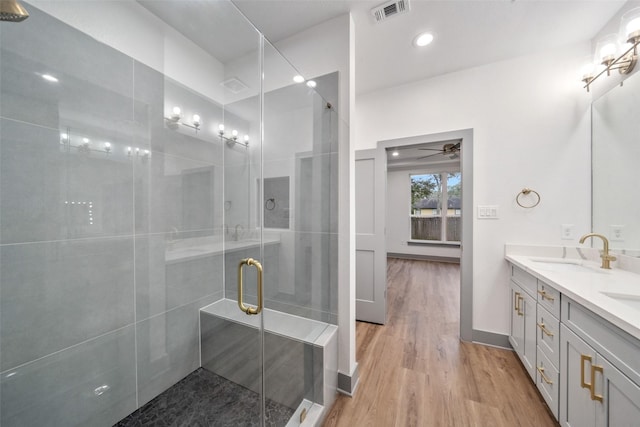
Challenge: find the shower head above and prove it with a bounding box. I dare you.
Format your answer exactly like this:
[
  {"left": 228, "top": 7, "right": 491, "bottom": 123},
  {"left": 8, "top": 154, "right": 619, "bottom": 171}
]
[{"left": 0, "top": 0, "right": 29, "bottom": 22}]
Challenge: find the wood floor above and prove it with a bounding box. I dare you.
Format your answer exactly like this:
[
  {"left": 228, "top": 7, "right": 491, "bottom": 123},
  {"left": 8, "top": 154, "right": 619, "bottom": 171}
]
[{"left": 323, "top": 258, "right": 558, "bottom": 427}]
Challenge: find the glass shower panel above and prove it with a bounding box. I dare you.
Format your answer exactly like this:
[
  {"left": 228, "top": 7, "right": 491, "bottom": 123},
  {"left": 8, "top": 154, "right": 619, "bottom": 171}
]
[
  {"left": 261, "top": 41, "right": 339, "bottom": 424},
  {"left": 1, "top": 1, "right": 263, "bottom": 426}
]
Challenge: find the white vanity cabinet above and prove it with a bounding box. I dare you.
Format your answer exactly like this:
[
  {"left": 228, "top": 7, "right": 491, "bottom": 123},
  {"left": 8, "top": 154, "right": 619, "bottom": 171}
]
[
  {"left": 509, "top": 266, "right": 537, "bottom": 380},
  {"left": 560, "top": 324, "right": 640, "bottom": 427},
  {"left": 560, "top": 297, "right": 640, "bottom": 427}
]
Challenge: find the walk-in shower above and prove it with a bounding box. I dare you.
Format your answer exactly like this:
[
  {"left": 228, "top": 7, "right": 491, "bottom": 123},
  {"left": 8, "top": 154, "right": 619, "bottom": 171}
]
[{"left": 0, "top": 1, "right": 339, "bottom": 425}]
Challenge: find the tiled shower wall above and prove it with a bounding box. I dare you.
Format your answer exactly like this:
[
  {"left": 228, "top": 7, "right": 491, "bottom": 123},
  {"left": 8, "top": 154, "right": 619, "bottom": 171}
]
[{"left": 0, "top": 8, "right": 226, "bottom": 426}]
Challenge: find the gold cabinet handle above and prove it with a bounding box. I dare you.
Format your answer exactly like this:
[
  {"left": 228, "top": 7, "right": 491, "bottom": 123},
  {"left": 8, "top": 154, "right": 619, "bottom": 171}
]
[
  {"left": 537, "top": 365, "right": 554, "bottom": 385},
  {"left": 580, "top": 354, "right": 592, "bottom": 389},
  {"left": 537, "top": 289, "right": 555, "bottom": 302},
  {"left": 590, "top": 364, "right": 604, "bottom": 402},
  {"left": 237, "top": 258, "right": 263, "bottom": 315},
  {"left": 514, "top": 291, "right": 521, "bottom": 311},
  {"left": 517, "top": 295, "right": 524, "bottom": 316},
  {"left": 536, "top": 322, "right": 555, "bottom": 337}
]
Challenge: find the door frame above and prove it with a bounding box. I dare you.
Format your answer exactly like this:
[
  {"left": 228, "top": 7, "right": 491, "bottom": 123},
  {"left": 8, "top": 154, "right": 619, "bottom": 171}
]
[{"left": 377, "top": 128, "right": 473, "bottom": 342}]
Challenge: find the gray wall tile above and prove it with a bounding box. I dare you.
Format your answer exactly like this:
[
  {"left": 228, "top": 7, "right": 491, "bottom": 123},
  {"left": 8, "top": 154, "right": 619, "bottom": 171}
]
[
  {"left": 0, "top": 237, "right": 135, "bottom": 370},
  {"left": 1, "top": 325, "right": 136, "bottom": 427}
]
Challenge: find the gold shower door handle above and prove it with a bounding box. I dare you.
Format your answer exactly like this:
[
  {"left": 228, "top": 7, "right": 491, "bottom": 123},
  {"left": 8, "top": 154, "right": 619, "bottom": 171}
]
[{"left": 237, "top": 258, "right": 263, "bottom": 315}]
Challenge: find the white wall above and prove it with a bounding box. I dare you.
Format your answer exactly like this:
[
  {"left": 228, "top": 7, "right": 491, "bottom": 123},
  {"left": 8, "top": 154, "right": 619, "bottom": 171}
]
[
  {"left": 387, "top": 168, "right": 461, "bottom": 259},
  {"left": 356, "top": 43, "right": 592, "bottom": 336}
]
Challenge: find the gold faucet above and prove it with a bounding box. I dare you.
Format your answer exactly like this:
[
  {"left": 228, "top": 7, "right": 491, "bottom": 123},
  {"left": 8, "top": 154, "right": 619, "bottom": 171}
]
[{"left": 579, "top": 233, "right": 617, "bottom": 269}]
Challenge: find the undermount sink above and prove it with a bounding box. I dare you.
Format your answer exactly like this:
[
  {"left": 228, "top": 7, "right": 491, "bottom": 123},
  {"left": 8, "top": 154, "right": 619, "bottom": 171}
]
[
  {"left": 529, "top": 258, "right": 594, "bottom": 273},
  {"left": 601, "top": 292, "right": 640, "bottom": 312}
]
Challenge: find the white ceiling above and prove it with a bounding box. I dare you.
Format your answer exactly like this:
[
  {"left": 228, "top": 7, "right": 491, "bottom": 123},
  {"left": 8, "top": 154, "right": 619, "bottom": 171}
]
[{"left": 233, "top": 0, "right": 626, "bottom": 95}]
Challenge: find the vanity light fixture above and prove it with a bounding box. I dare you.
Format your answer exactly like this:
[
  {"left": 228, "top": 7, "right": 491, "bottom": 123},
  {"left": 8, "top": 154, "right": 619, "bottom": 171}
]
[
  {"left": 218, "top": 124, "right": 249, "bottom": 148},
  {"left": 165, "top": 106, "right": 201, "bottom": 133},
  {"left": 104, "top": 142, "right": 111, "bottom": 153},
  {"left": 581, "top": 8, "right": 640, "bottom": 91}
]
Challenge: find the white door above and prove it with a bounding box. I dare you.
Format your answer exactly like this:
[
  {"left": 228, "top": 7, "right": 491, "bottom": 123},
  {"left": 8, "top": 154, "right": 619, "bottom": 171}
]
[{"left": 355, "top": 149, "right": 387, "bottom": 324}]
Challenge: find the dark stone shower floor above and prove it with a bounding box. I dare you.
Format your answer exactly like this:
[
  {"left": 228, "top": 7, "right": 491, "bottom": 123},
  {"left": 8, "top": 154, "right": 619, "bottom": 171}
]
[{"left": 114, "top": 368, "right": 295, "bottom": 427}]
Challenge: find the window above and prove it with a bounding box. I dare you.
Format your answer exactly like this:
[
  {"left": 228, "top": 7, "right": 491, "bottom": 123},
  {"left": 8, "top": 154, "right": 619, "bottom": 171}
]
[{"left": 410, "top": 172, "right": 461, "bottom": 243}]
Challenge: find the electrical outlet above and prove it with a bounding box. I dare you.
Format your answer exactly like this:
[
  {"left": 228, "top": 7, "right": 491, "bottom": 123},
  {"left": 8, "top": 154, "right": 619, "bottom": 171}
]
[
  {"left": 561, "top": 224, "right": 575, "bottom": 240},
  {"left": 610, "top": 225, "right": 625, "bottom": 242}
]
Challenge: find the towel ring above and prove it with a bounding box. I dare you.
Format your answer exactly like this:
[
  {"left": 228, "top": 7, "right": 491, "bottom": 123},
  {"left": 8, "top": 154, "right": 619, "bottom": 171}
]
[
  {"left": 516, "top": 188, "right": 540, "bottom": 209},
  {"left": 264, "top": 198, "right": 276, "bottom": 211}
]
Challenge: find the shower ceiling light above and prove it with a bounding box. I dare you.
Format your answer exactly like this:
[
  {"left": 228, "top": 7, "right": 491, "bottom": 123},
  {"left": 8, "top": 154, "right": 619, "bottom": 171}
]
[
  {"left": 41, "top": 74, "right": 58, "bottom": 83},
  {"left": 392, "top": 151, "right": 399, "bottom": 157},
  {"left": 306, "top": 80, "right": 316, "bottom": 88},
  {"left": 413, "top": 32, "right": 433, "bottom": 47},
  {"left": 293, "top": 75, "right": 304, "bottom": 83}
]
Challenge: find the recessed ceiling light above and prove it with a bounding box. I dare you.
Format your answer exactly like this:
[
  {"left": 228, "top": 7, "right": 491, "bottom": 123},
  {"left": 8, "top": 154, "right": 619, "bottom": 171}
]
[
  {"left": 392, "top": 151, "right": 399, "bottom": 157},
  {"left": 42, "top": 74, "right": 59, "bottom": 83},
  {"left": 306, "top": 80, "right": 317, "bottom": 88},
  {"left": 293, "top": 75, "right": 305, "bottom": 83},
  {"left": 414, "top": 32, "right": 434, "bottom": 47}
]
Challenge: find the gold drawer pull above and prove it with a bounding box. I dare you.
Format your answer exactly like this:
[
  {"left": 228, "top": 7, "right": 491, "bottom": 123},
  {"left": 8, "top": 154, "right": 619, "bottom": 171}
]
[
  {"left": 514, "top": 291, "right": 520, "bottom": 311},
  {"left": 581, "top": 354, "right": 592, "bottom": 389},
  {"left": 537, "top": 322, "right": 555, "bottom": 337},
  {"left": 537, "top": 289, "right": 555, "bottom": 302},
  {"left": 591, "top": 364, "right": 604, "bottom": 402},
  {"left": 537, "top": 366, "right": 554, "bottom": 385},
  {"left": 516, "top": 295, "right": 524, "bottom": 316}
]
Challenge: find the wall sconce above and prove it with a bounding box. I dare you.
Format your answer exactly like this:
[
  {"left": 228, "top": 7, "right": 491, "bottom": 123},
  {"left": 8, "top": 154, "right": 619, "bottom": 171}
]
[
  {"left": 165, "top": 106, "right": 201, "bottom": 133},
  {"left": 218, "top": 124, "right": 249, "bottom": 147},
  {"left": 581, "top": 8, "right": 640, "bottom": 91}
]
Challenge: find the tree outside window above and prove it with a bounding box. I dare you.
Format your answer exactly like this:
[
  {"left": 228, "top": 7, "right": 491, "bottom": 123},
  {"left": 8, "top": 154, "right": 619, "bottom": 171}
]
[{"left": 410, "top": 172, "right": 461, "bottom": 242}]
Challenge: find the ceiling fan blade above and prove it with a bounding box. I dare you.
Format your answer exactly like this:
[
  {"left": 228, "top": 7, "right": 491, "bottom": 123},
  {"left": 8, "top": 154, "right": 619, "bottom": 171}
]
[{"left": 416, "top": 152, "right": 445, "bottom": 160}]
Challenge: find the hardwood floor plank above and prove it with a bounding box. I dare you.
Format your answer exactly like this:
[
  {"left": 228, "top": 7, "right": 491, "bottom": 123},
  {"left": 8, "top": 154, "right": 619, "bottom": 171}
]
[{"left": 323, "top": 258, "right": 558, "bottom": 427}]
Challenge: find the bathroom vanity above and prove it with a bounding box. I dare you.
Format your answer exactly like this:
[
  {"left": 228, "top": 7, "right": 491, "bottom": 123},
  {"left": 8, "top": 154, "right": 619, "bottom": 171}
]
[{"left": 505, "top": 245, "right": 640, "bottom": 426}]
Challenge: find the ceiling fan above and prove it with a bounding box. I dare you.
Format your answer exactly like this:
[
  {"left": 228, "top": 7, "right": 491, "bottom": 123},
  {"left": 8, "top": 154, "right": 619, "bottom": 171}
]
[{"left": 417, "top": 142, "right": 461, "bottom": 160}]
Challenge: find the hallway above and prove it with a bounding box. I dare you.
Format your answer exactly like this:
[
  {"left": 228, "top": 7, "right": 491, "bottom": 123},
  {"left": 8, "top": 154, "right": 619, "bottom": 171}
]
[{"left": 323, "top": 258, "right": 557, "bottom": 426}]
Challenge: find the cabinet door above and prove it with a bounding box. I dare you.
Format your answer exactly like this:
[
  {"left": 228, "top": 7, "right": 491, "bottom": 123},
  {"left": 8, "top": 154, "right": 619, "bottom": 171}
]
[
  {"left": 509, "top": 281, "right": 536, "bottom": 380},
  {"left": 594, "top": 355, "right": 640, "bottom": 427},
  {"left": 521, "top": 291, "right": 537, "bottom": 379},
  {"left": 560, "top": 325, "right": 596, "bottom": 427},
  {"left": 509, "top": 281, "right": 525, "bottom": 356}
]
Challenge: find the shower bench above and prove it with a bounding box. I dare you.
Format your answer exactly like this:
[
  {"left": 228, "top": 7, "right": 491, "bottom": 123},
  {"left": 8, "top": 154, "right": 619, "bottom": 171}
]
[{"left": 200, "top": 299, "right": 337, "bottom": 425}]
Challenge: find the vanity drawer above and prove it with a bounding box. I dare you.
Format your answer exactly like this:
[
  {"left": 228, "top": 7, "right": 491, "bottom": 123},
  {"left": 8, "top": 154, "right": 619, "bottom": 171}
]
[
  {"left": 537, "top": 281, "right": 560, "bottom": 318},
  {"left": 511, "top": 265, "right": 537, "bottom": 297},
  {"left": 537, "top": 305, "right": 559, "bottom": 368},
  {"left": 536, "top": 347, "right": 559, "bottom": 420}
]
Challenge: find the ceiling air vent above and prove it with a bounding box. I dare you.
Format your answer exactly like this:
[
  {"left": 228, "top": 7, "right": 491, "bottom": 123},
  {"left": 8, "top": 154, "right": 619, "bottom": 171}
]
[
  {"left": 371, "top": 0, "right": 410, "bottom": 23},
  {"left": 220, "top": 77, "right": 248, "bottom": 94}
]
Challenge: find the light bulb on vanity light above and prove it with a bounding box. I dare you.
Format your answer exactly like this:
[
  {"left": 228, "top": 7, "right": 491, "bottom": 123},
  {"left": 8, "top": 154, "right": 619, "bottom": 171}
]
[
  {"left": 192, "top": 114, "right": 201, "bottom": 128},
  {"left": 171, "top": 106, "right": 181, "bottom": 121},
  {"left": 244, "top": 134, "right": 249, "bottom": 143},
  {"left": 104, "top": 142, "right": 111, "bottom": 153},
  {"left": 231, "top": 129, "right": 238, "bottom": 140},
  {"left": 127, "top": 146, "right": 132, "bottom": 155},
  {"left": 218, "top": 124, "right": 225, "bottom": 135}
]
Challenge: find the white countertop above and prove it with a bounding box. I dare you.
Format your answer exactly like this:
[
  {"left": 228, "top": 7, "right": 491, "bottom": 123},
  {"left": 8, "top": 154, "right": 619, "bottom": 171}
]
[
  {"left": 166, "top": 233, "right": 281, "bottom": 264},
  {"left": 505, "top": 245, "right": 640, "bottom": 341}
]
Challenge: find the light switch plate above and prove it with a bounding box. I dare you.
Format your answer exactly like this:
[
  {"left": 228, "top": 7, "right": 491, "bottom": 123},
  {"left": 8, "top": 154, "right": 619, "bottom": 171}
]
[{"left": 477, "top": 205, "right": 499, "bottom": 219}]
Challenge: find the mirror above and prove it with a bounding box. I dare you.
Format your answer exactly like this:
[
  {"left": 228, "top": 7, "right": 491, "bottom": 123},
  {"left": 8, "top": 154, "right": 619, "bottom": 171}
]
[{"left": 592, "top": 71, "right": 640, "bottom": 256}]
